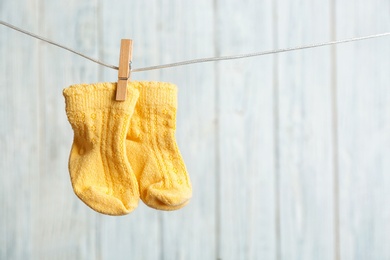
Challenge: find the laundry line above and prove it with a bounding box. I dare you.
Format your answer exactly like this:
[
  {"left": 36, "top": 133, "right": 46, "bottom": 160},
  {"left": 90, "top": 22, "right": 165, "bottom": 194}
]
[{"left": 1, "top": 20, "right": 390, "bottom": 72}]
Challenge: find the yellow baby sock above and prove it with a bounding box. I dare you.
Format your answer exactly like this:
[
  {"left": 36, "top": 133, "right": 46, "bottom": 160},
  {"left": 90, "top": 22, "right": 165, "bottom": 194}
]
[
  {"left": 126, "top": 82, "right": 192, "bottom": 210},
  {"left": 63, "top": 82, "right": 140, "bottom": 216}
]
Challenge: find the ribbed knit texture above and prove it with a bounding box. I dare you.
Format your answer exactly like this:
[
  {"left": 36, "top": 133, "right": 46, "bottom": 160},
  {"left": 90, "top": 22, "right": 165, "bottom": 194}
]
[
  {"left": 63, "top": 82, "right": 140, "bottom": 216},
  {"left": 126, "top": 81, "right": 192, "bottom": 210}
]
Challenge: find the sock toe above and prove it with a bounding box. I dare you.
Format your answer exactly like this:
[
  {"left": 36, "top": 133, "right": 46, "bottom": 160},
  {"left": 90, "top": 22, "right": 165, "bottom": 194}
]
[
  {"left": 75, "top": 186, "right": 138, "bottom": 215},
  {"left": 143, "top": 182, "right": 192, "bottom": 209}
]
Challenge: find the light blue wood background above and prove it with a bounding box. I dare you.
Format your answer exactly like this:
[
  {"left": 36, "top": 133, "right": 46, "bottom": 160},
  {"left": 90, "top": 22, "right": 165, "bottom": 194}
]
[{"left": 0, "top": 1, "right": 389, "bottom": 259}]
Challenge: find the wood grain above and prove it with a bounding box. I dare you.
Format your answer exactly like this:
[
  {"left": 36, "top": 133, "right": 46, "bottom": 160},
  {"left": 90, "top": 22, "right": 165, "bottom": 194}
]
[
  {"left": 0, "top": 1, "right": 40, "bottom": 259},
  {"left": 276, "top": 0, "right": 336, "bottom": 259},
  {"left": 216, "top": 0, "right": 276, "bottom": 259},
  {"left": 336, "top": 0, "right": 390, "bottom": 259}
]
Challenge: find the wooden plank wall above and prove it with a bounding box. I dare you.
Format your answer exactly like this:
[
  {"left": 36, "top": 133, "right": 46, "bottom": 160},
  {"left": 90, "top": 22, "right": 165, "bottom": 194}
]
[{"left": 0, "top": 0, "right": 389, "bottom": 259}]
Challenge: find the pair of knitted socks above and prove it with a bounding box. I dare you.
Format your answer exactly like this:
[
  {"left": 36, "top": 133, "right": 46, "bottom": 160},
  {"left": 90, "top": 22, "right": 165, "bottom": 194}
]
[{"left": 63, "top": 81, "right": 192, "bottom": 216}]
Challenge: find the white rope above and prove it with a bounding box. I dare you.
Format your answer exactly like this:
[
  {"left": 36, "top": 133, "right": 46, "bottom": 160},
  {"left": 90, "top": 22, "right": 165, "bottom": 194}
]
[
  {"left": 0, "top": 20, "right": 118, "bottom": 70},
  {"left": 1, "top": 20, "right": 390, "bottom": 72}
]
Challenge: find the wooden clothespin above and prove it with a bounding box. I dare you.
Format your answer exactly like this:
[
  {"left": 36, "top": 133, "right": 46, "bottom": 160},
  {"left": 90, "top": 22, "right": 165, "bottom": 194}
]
[{"left": 116, "top": 39, "right": 133, "bottom": 101}]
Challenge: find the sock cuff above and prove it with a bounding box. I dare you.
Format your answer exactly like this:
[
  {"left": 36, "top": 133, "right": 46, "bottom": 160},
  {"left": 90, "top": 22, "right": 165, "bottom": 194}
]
[
  {"left": 130, "top": 81, "right": 178, "bottom": 107},
  {"left": 63, "top": 82, "right": 139, "bottom": 112}
]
